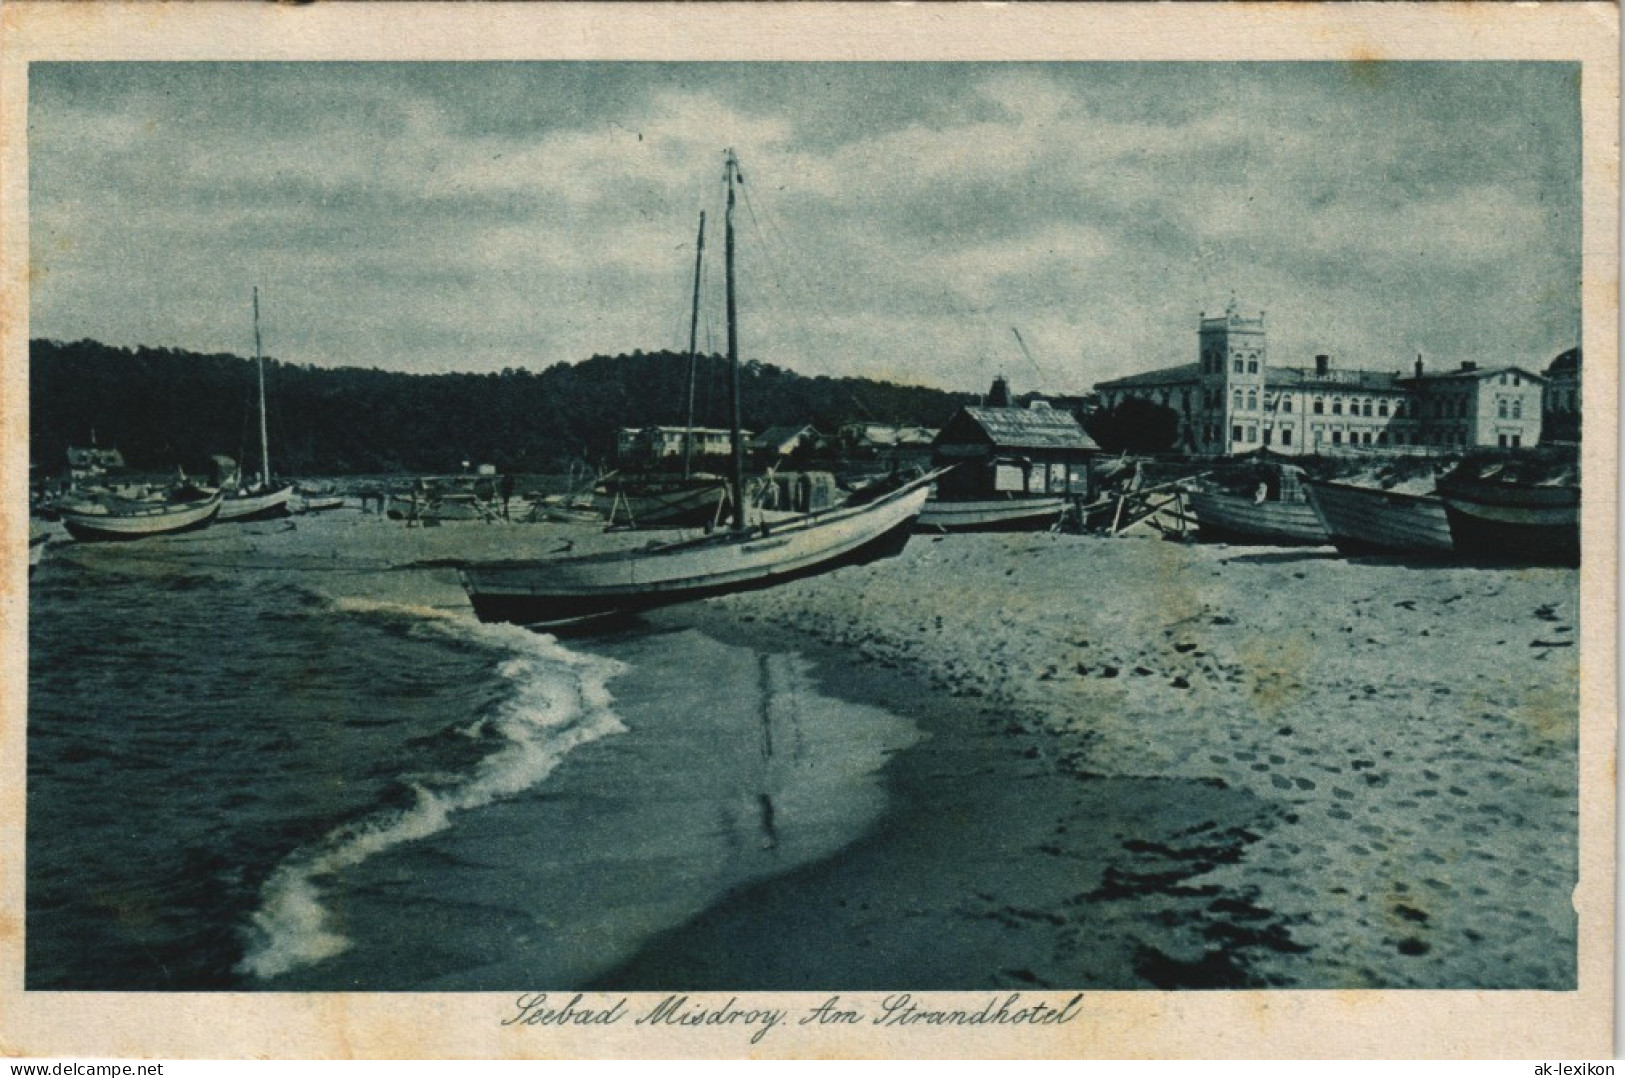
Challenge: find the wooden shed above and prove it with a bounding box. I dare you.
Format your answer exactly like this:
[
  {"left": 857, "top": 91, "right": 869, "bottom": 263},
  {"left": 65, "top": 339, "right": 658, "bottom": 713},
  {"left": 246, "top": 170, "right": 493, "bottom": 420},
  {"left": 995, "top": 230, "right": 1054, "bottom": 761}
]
[{"left": 932, "top": 401, "right": 1099, "bottom": 501}]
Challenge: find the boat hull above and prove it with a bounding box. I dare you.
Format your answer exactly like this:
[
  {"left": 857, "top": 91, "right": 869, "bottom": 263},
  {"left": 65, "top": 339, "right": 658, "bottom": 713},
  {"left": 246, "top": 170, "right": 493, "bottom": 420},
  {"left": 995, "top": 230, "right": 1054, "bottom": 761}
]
[
  {"left": 1305, "top": 481, "right": 1454, "bottom": 557},
  {"left": 461, "top": 478, "right": 933, "bottom": 628},
  {"left": 916, "top": 496, "right": 1066, "bottom": 533},
  {"left": 599, "top": 480, "right": 729, "bottom": 529},
  {"left": 1439, "top": 479, "right": 1580, "bottom": 567},
  {"left": 294, "top": 494, "right": 346, "bottom": 514},
  {"left": 1188, "top": 490, "right": 1329, "bottom": 545},
  {"left": 60, "top": 493, "right": 223, "bottom": 542},
  {"left": 218, "top": 484, "right": 294, "bottom": 522}
]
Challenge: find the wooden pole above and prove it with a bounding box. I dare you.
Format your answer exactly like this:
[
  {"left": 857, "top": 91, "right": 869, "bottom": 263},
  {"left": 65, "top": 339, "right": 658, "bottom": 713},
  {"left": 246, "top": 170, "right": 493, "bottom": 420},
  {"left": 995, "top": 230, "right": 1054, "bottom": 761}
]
[
  {"left": 724, "top": 151, "right": 746, "bottom": 532},
  {"left": 253, "top": 287, "right": 270, "bottom": 489},
  {"left": 683, "top": 211, "right": 706, "bottom": 479}
]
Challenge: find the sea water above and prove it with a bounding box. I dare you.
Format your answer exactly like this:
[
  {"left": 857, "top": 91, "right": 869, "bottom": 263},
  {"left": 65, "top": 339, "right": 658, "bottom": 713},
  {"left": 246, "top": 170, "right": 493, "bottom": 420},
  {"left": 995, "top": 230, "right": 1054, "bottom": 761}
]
[{"left": 27, "top": 555, "right": 916, "bottom": 990}]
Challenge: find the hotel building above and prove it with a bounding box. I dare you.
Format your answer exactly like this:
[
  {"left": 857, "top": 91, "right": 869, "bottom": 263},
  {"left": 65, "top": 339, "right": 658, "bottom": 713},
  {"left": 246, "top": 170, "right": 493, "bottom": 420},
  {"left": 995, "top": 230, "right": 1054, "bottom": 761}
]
[{"left": 1094, "top": 304, "right": 1548, "bottom": 457}]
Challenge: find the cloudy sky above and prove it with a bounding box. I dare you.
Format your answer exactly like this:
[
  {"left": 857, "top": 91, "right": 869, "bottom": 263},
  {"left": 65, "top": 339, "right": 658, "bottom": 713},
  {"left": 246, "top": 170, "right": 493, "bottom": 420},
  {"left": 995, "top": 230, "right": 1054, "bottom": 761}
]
[{"left": 29, "top": 62, "right": 1581, "bottom": 395}]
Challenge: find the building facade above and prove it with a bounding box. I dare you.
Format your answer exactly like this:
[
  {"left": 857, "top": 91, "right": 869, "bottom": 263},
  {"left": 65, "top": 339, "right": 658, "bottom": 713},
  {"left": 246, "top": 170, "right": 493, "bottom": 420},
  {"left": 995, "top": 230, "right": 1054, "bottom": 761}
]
[
  {"left": 616, "top": 426, "right": 746, "bottom": 465},
  {"left": 1543, "top": 347, "right": 1580, "bottom": 442},
  {"left": 1095, "top": 304, "right": 1548, "bottom": 456}
]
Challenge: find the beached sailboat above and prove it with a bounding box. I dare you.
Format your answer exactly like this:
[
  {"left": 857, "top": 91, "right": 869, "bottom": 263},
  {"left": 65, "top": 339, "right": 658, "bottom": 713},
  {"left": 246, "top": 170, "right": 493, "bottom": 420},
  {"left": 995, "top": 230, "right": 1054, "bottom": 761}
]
[
  {"left": 1304, "top": 479, "right": 1454, "bottom": 557},
  {"left": 460, "top": 151, "right": 936, "bottom": 628},
  {"left": 59, "top": 488, "right": 224, "bottom": 542},
  {"left": 217, "top": 288, "right": 293, "bottom": 523}
]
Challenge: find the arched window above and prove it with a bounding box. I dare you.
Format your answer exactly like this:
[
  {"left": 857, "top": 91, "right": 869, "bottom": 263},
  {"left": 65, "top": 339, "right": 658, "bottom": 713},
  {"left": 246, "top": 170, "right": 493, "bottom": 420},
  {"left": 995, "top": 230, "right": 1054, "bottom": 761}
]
[
  {"left": 1247, "top": 360, "right": 1258, "bottom": 374},
  {"left": 1378, "top": 399, "right": 1389, "bottom": 417},
  {"left": 1362, "top": 400, "right": 1373, "bottom": 417},
  {"left": 1233, "top": 390, "right": 1244, "bottom": 410},
  {"left": 1247, "top": 390, "right": 1257, "bottom": 411},
  {"left": 1498, "top": 399, "right": 1508, "bottom": 419},
  {"left": 1332, "top": 398, "right": 1343, "bottom": 415},
  {"left": 1512, "top": 399, "right": 1522, "bottom": 420},
  {"left": 1313, "top": 398, "right": 1325, "bottom": 415},
  {"left": 1282, "top": 397, "right": 1293, "bottom": 413},
  {"left": 1233, "top": 359, "right": 1244, "bottom": 374}
]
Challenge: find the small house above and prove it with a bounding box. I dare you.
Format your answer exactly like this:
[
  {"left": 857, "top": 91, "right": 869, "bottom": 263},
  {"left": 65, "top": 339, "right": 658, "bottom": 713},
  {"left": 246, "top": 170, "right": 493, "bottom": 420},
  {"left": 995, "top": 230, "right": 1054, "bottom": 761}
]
[
  {"left": 933, "top": 383, "right": 1099, "bottom": 501},
  {"left": 837, "top": 422, "right": 939, "bottom": 468},
  {"left": 749, "top": 423, "right": 821, "bottom": 461}
]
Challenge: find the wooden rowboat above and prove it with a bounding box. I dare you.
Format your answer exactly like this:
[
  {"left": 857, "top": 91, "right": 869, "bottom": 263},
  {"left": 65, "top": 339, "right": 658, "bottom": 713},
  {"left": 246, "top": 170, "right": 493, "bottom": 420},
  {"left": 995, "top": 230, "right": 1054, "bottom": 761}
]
[
  {"left": 1304, "top": 480, "right": 1453, "bottom": 557},
  {"left": 1438, "top": 474, "right": 1579, "bottom": 567},
  {"left": 916, "top": 495, "right": 1066, "bottom": 533},
  {"left": 60, "top": 489, "right": 223, "bottom": 542},
  {"left": 1187, "top": 488, "right": 1329, "bottom": 545}
]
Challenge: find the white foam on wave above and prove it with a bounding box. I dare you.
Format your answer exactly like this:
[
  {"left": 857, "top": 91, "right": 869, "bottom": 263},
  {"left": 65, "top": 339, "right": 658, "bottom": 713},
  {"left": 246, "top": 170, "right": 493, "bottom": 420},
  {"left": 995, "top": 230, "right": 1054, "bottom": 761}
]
[{"left": 236, "top": 600, "right": 628, "bottom": 981}]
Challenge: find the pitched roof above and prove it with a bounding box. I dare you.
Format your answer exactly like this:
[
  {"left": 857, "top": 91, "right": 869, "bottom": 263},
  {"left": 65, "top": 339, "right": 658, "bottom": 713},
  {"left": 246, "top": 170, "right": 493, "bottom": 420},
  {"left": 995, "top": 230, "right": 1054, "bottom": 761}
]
[
  {"left": 1400, "top": 365, "right": 1547, "bottom": 386},
  {"left": 1264, "top": 367, "right": 1405, "bottom": 391},
  {"left": 750, "top": 424, "right": 819, "bottom": 451},
  {"left": 947, "top": 406, "right": 1100, "bottom": 452},
  {"left": 1095, "top": 363, "right": 1200, "bottom": 390}
]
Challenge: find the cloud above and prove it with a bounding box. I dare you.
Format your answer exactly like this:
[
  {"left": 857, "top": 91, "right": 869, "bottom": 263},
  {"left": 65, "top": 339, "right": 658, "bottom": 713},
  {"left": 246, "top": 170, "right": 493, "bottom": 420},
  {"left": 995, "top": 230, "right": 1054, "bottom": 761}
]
[{"left": 28, "top": 62, "right": 1581, "bottom": 394}]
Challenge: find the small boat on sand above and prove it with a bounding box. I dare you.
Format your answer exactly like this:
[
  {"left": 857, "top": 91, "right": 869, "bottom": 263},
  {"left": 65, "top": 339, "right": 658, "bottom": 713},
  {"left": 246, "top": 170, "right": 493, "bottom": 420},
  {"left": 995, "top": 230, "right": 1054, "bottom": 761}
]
[
  {"left": 59, "top": 488, "right": 223, "bottom": 542},
  {"left": 916, "top": 494, "right": 1066, "bottom": 533},
  {"left": 461, "top": 151, "right": 936, "bottom": 629},
  {"left": 1437, "top": 459, "right": 1580, "bottom": 567},
  {"left": 1188, "top": 488, "right": 1327, "bottom": 544},
  {"left": 462, "top": 472, "right": 935, "bottom": 628},
  {"left": 1304, "top": 479, "right": 1453, "bottom": 557},
  {"left": 1188, "top": 462, "right": 1329, "bottom": 545},
  {"left": 294, "top": 492, "right": 346, "bottom": 514},
  {"left": 598, "top": 474, "right": 730, "bottom": 529}
]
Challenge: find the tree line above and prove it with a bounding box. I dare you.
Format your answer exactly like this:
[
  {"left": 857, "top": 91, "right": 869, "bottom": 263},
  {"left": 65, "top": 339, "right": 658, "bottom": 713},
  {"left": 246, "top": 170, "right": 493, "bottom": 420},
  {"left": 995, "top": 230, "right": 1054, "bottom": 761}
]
[{"left": 30, "top": 338, "right": 984, "bottom": 476}]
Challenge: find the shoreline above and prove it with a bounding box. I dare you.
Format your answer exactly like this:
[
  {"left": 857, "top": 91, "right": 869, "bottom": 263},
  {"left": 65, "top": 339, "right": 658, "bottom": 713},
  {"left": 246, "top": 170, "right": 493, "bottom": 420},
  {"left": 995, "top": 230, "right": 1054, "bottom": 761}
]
[
  {"left": 589, "top": 531, "right": 1580, "bottom": 991},
  {"left": 588, "top": 589, "right": 1289, "bottom": 991},
  {"left": 45, "top": 513, "right": 1582, "bottom": 990}
]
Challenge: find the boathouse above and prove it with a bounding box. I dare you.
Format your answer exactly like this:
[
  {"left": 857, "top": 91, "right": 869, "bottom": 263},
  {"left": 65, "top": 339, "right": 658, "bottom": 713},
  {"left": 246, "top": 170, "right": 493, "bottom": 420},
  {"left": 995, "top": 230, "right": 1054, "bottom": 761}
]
[{"left": 932, "top": 383, "right": 1099, "bottom": 501}]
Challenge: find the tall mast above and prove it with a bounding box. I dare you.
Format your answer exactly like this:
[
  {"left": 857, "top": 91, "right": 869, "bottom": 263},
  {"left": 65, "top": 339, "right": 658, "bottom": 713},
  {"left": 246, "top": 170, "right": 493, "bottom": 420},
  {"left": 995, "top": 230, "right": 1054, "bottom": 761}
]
[
  {"left": 683, "top": 210, "right": 706, "bottom": 479},
  {"left": 724, "top": 150, "right": 746, "bottom": 531},
  {"left": 253, "top": 286, "right": 270, "bottom": 488}
]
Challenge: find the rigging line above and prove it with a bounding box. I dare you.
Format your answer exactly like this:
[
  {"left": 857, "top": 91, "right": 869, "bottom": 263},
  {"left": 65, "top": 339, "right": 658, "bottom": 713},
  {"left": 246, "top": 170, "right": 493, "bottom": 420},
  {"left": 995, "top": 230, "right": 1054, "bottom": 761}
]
[
  {"left": 733, "top": 184, "right": 797, "bottom": 343},
  {"left": 739, "top": 184, "right": 791, "bottom": 299},
  {"left": 742, "top": 182, "right": 833, "bottom": 351},
  {"left": 745, "top": 173, "right": 892, "bottom": 378}
]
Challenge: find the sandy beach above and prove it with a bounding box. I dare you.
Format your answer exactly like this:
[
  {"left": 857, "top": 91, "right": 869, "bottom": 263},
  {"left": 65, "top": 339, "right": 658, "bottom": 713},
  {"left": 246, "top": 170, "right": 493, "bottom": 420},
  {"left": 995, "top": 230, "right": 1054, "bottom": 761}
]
[
  {"left": 618, "top": 530, "right": 1582, "bottom": 990},
  {"left": 46, "top": 511, "right": 1582, "bottom": 990}
]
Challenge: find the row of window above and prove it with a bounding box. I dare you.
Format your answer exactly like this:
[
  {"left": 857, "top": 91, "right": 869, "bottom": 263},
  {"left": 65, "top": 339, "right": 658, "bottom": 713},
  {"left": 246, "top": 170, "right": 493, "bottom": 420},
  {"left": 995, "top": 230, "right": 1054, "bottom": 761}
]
[
  {"left": 1200, "top": 349, "right": 1261, "bottom": 376},
  {"left": 1219, "top": 424, "right": 1530, "bottom": 449}
]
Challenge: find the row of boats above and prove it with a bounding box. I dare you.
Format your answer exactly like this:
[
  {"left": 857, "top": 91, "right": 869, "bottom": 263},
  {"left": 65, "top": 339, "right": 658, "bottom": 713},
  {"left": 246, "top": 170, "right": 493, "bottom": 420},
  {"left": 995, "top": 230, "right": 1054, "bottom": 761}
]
[
  {"left": 1184, "top": 458, "right": 1581, "bottom": 567},
  {"left": 33, "top": 151, "right": 1584, "bottom": 637},
  {"left": 45, "top": 480, "right": 344, "bottom": 542}
]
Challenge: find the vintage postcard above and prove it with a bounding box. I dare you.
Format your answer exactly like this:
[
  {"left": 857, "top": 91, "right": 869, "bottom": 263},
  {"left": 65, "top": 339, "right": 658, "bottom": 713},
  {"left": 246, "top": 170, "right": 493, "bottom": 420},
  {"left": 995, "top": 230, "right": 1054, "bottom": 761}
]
[{"left": 1, "top": 1, "right": 1616, "bottom": 1061}]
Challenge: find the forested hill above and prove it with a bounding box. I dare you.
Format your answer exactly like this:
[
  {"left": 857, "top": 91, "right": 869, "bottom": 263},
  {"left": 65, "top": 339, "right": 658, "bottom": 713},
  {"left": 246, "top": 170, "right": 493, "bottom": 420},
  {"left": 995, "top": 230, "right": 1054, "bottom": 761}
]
[{"left": 30, "top": 339, "right": 978, "bottom": 476}]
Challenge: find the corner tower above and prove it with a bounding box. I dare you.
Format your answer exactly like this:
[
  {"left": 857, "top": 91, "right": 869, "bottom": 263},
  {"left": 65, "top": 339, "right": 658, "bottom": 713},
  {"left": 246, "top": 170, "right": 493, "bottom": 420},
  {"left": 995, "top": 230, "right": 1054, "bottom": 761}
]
[{"left": 1198, "top": 300, "right": 1267, "bottom": 455}]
